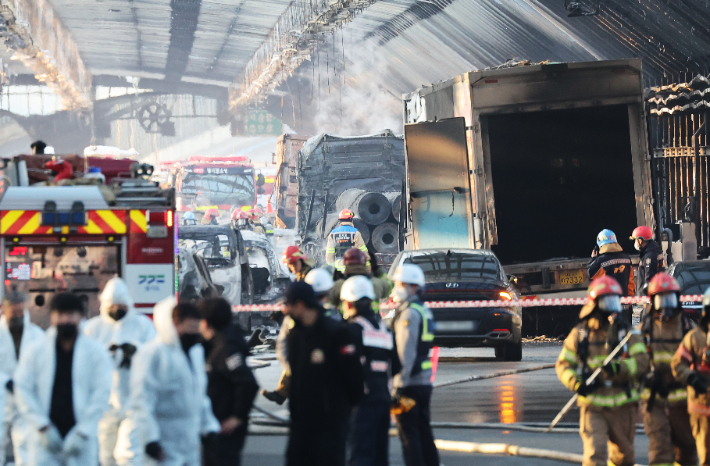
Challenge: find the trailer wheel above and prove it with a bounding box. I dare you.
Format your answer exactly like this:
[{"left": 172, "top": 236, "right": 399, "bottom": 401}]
[{"left": 495, "top": 341, "right": 523, "bottom": 362}]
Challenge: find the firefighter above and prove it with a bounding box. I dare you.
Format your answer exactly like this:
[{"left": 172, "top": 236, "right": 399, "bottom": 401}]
[
  {"left": 230, "top": 210, "right": 249, "bottom": 230},
  {"left": 202, "top": 208, "right": 220, "bottom": 225},
  {"left": 341, "top": 275, "right": 401, "bottom": 466},
  {"left": 588, "top": 229, "right": 635, "bottom": 297},
  {"left": 390, "top": 263, "right": 439, "bottom": 466},
  {"left": 282, "top": 281, "right": 364, "bottom": 466},
  {"left": 248, "top": 210, "right": 265, "bottom": 234},
  {"left": 331, "top": 248, "right": 391, "bottom": 312},
  {"left": 262, "top": 268, "right": 337, "bottom": 406},
  {"left": 556, "top": 276, "right": 649, "bottom": 466},
  {"left": 326, "top": 209, "right": 369, "bottom": 272},
  {"left": 282, "top": 245, "right": 314, "bottom": 282},
  {"left": 672, "top": 287, "right": 710, "bottom": 466},
  {"left": 182, "top": 211, "right": 197, "bottom": 226},
  {"left": 630, "top": 226, "right": 664, "bottom": 295},
  {"left": 641, "top": 272, "right": 697, "bottom": 466}
]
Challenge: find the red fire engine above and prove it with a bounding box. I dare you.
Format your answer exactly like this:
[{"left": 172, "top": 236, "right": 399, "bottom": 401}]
[{"left": 0, "top": 158, "right": 175, "bottom": 326}]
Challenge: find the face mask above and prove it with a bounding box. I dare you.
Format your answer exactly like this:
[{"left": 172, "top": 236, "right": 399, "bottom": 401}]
[
  {"left": 109, "top": 307, "right": 128, "bottom": 321},
  {"left": 56, "top": 323, "right": 78, "bottom": 341},
  {"left": 391, "top": 285, "right": 409, "bottom": 303},
  {"left": 180, "top": 333, "right": 201, "bottom": 353},
  {"left": 8, "top": 315, "right": 23, "bottom": 329},
  {"left": 634, "top": 241, "right": 641, "bottom": 251}
]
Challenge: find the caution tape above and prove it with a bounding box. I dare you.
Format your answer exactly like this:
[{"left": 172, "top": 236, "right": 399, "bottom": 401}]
[{"left": 232, "top": 295, "right": 704, "bottom": 313}]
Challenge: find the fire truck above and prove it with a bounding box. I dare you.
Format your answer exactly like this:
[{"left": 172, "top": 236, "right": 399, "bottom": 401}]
[
  {"left": 162, "top": 156, "right": 263, "bottom": 212},
  {"left": 0, "top": 157, "right": 175, "bottom": 327}
]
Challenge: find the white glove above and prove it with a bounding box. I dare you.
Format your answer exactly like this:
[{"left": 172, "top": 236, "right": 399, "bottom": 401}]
[
  {"left": 62, "top": 428, "right": 88, "bottom": 457},
  {"left": 39, "top": 425, "right": 63, "bottom": 453}
]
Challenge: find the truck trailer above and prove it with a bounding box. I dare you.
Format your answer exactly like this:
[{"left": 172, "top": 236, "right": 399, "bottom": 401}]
[{"left": 402, "top": 59, "right": 653, "bottom": 297}]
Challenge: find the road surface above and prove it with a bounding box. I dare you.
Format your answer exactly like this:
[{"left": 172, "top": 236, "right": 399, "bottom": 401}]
[{"left": 247, "top": 342, "right": 651, "bottom": 465}]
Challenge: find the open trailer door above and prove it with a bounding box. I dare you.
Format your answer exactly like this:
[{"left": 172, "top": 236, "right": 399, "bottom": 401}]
[{"left": 404, "top": 117, "right": 474, "bottom": 249}]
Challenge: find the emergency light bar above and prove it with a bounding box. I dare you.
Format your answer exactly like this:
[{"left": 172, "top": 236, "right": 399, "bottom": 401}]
[{"left": 41, "top": 201, "right": 86, "bottom": 228}]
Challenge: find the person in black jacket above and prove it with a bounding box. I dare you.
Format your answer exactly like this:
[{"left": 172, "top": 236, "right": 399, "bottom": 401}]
[
  {"left": 284, "top": 281, "right": 365, "bottom": 466},
  {"left": 588, "top": 229, "right": 635, "bottom": 297},
  {"left": 198, "top": 298, "right": 259, "bottom": 466},
  {"left": 341, "top": 276, "right": 401, "bottom": 466},
  {"left": 630, "top": 226, "right": 665, "bottom": 295}
]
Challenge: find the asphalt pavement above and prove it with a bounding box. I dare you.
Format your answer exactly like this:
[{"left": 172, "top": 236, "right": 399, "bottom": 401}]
[{"left": 247, "top": 342, "right": 651, "bottom": 465}]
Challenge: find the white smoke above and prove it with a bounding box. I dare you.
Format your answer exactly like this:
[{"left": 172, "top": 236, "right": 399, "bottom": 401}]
[{"left": 307, "top": 34, "right": 403, "bottom": 136}]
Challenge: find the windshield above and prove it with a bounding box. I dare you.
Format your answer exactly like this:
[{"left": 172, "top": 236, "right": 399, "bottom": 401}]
[
  {"left": 178, "top": 233, "right": 236, "bottom": 267},
  {"left": 403, "top": 252, "right": 503, "bottom": 281},
  {"left": 673, "top": 263, "right": 710, "bottom": 295},
  {"left": 182, "top": 173, "right": 255, "bottom": 205}
]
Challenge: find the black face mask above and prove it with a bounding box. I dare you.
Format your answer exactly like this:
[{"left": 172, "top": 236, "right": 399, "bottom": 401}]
[
  {"left": 180, "top": 333, "right": 201, "bottom": 353},
  {"left": 56, "top": 323, "right": 78, "bottom": 341},
  {"left": 8, "top": 316, "right": 23, "bottom": 329},
  {"left": 109, "top": 308, "right": 128, "bottom": 321}
]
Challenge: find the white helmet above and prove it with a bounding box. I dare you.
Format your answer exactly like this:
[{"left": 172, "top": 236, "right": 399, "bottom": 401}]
[
  {"left": 392, "top": 263, "right": 425, "bottom": 287},
  {"left": 340, "top": 275, "right": 376, "bottom": 302},
  {"left": 305, "top": 268, "right": 334, "bottom": 294}
]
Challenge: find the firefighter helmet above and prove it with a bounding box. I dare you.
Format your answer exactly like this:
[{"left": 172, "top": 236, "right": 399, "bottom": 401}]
[
  {"left": 338, "top": 209, "right": 354, "bottom": 221},
  {"left": 343, "top": 247, "right": 367, "bottom": 266},
  {"left": 247, "top": 209, "right": 259, "bottom": 221},
  {"left": 630, "top": 226, "right": 653, "bottom": 241},
  {"left": 204, "top": 208, "right": 219, "bottom": 219},
  {"left": 392, "top": 263, "right": 426, "bottom": 287},
  {"left": 282, "top": 245, "right": 307, "bottom": 265},
  {"left": 596, "top": 229, "right": 618, "bottom": 247},
  {"left": 231, "top": 210, "right": 248, "bottom": 220},
  {"left": 305, "top": 268, "right": 334, "bottom": 294},
  {"left": 579, "top": 276, "right": 623, "bottom": 319},
  {"left": 647, "top": 272, "right": 681, "bottom": 296},
  {"left": 340, "top": 275, "right": 376, "bottom": 303}
]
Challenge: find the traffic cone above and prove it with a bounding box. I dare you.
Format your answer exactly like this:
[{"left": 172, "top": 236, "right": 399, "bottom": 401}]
[{"left": 266, "top": 202, "right": 274, "bottom": 214}]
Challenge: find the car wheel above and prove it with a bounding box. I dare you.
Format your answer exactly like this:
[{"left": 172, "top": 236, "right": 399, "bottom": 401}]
[{"left": 495, "top": 341, "right": 523, "bottom": 362}]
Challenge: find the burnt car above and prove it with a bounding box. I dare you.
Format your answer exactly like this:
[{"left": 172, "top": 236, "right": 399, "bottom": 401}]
[
  {"left": 388, "top": 249, "right": 522, "bottom": 361},
  {"left": 178, "top": 225, "right": 253, "bottom": 305},
  {"left": 240, "top": 230, "right": 291, "bottom": 303},
  {"left": 667, "top": 260, "right": 710, "bottom": 321}
]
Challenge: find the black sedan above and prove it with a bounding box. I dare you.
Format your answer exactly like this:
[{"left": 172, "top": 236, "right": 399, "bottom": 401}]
[
  {"left": 667, "top": 260, "right": 710, "bottom": 321},
  {"left": 388, "top": 249, "right": 522, "bottom": 361}
]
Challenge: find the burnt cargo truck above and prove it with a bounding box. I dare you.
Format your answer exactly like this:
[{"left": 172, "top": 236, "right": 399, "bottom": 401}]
[
  {"left": 296, "top": 131, "right": 406, "bottom": 266},
  {"left": 274, "top": 134, "right": 309, "bottom": 229},
  {"left": 402, "top": 59, "right": 653, "bottom": 298}
]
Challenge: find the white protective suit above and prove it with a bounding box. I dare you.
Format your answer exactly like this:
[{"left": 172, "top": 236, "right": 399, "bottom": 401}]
[
  {"left": 14, "top": 327, "right": 112, "bottom": 466},
  {"left": 114, "top": 296, "right": 219, "bottom": 466},
  {"left": 84, "top": 278, "right": 157, "bottom": 466},
  {"left": 0, "top": 311, "right": 44, "bottom": 466}
]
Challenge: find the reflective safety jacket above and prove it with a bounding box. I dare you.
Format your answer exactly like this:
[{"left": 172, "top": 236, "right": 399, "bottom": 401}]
[
  {"left": 348, "top": 315, "right": 401, "bottom": 403},
  {"left": 672, "top": 327, "right": 710, "bottom": 416},
  {"left": 325, "top": 222, "right": 369, "bottom": 271},
  {"left": 587, "top": 243, "right": 635, "bottom": 296},
  {"left": 556, "top": 321, "right": 648, "bottom": 409},
  {"left": 642, "top": 312, "right": 694, "bottom": 405},
  {"left": 393, "top": 298, "right": 435, "bottom": 388}
]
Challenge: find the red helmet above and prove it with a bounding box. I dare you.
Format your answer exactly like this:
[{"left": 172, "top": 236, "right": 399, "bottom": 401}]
[
  {"left": 253, "top": 206, "right": 263, "bottom": 214},
  {"left": 282, "top": 245, "right": 307, "bottom": 265},
  {"left": 343, "top": 247, "right": 367, "bottom": 266},
  {"left": 579, "top": 276, "right": 623, "bottom": 319},
  {"left": 247, "top": 209, "right": 259, "bottom": 220},
  {"left": 231, "top": 210, "right": 248, "bottom": 220},
  {"left": 647, "top": 272, "right": 681, "bottom": 296},
  {"left": 338, "top": 209, "right": 354, "bottom": 221},
  {"left": 630, "top": 226, "right": 653, "bottom": 241},
  {"left": 204, "top": 208, "right": 219, "bottom": 218}
]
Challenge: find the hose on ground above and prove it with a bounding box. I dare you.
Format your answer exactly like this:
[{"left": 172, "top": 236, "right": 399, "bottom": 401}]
[{"left": 434, "top": 363, "right": 556, "bottom": 388}]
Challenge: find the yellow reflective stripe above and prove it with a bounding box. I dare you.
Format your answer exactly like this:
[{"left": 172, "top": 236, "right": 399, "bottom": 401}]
[
  {"left": 560, "top": 368, "right": 577, "bottom": 387},
  {"left": 411, "top": 303, "right": 435, "bottom": 342},
  {"left": 558, "top": 348, "right": 578, "bottom": 364},
  {"left": 582, "top": 389, "right": 640, "bottom": 407},
  {"left": 669, "top": 388, "right": 688, "bottom": 403},
  {"left": 623, "top": 358, "right": 637, "bottom": 376},
  {"left": 358, "top": 245, "right": 368, "bottom": 251},
  {"left": 326, "top": 248, "right": 336, "bottom": 253},
  {"left": 628, "top": 342, "right": 646, "bottom": 356},
  {"left": 652, "top": 352, "right": 673, "bottom": 364},
  {"left": 421, "top": 360, "right": 432, "bottom": 370}
]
